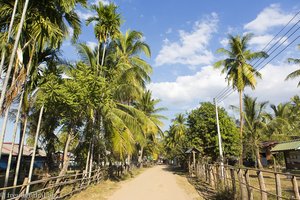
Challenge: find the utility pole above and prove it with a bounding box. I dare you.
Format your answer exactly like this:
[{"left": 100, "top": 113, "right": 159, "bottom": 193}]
[{"left": 214, "top": 98, "right": 224, "bottom": 177}]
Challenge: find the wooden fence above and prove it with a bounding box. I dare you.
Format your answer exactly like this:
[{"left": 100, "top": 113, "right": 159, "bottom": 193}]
[
  {"left": 0, "top": 167, "right": 107, "bottom": 200},
  {"left": 191, "top": 163, "right": 300, "bottom": 200}
]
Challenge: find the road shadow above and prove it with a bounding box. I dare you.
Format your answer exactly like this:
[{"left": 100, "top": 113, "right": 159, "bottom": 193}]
[
  {"left": 161, "top": 165, "right": 187, "bottom": 176},
  {"left": 162, "top": 165, "right": 216, "bottom": 199},
  {"left": 187, "top": 177, "right": 216, "bottom": 200}
]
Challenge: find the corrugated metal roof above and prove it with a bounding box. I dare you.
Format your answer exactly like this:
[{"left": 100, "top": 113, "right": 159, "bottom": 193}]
[
  {"left": 185, "top": 147, "right": 201, "bottom": 154},
  {"left": 1, "top": 142, "right": 46, "bottom": 157},
  {"left": 271, "top": 140, "right": 300, "bottom": 152}
]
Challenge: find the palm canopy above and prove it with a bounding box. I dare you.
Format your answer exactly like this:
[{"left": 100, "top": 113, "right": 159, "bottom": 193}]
[
  {"left": 214, "top": 33, "right": 267, "bottom": 92},
  {"left": 170, "top": 113, "right": 187, "bottom": 140},
  {"left": 108, "top": 30, "right": 152, "bottom": 102},
  {"left": 286, "top": 44, "right": 300, "bottom": 87},
  {"left": 86, "top": 2, "right": 122, "bottom": 43}
]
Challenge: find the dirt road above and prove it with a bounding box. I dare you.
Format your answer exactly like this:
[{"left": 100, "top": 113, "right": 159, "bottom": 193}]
[{"left": 108, "top": 165, "right": 201, "bottom": 200}]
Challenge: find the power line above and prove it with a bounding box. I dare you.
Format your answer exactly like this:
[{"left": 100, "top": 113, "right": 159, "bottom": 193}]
[
  {"left": 214, "top": 11, "right": 300, "bottom": 103},
  {"left": 217, "top": 35, "right": 300, "bottom": 103},
  {"left": 214, "top": 10, "right": 300, "bottom": 100}
]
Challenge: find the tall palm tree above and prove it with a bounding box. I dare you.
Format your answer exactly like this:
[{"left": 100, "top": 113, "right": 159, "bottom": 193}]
[
  {"left": 112, "top": 30, "right": 152, "bottom": 102},
  {"left": 286, "top": 44, "right": 300, "bottom": 87},
  {"left": 134, "top": 90, "right": 166, "bottom": 164},
  {"left": 243, "top": 94, "right": 268, "bottom": 199},
  {"left": 170, "top": 114, "right": 187, "bottom": 141},
  {"left": 265, "top": 103, "right": 291, "bottom": 139},
  {"left": 86, "top": 2, "right": 122, "bottom": 67},
  {"left": 214, "top": 33, "right": 268, "bottom": 164}
]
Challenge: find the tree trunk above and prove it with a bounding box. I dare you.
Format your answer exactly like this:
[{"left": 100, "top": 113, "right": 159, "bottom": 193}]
[
  {"left": 255, "top": 144, "right": 267, "bottom": 200},
  {"left": 239, "top": 90, "right": 244, "bottom": 166},
  {"left": 58, "top": 132, "right": 73, "bottom": 177},
  {"left": 138, "top": 146, "right": 144, "bottom": 168}
]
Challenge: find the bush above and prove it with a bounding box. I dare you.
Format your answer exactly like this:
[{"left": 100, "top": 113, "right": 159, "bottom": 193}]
[{"left": 213, "top": 188, "right": 235, "bottom": 200}]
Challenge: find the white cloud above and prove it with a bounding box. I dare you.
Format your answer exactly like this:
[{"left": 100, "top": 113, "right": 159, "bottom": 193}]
[
  {"left": 149, "top": 63, "right": 300, "bottom": 114},
  {"left": 155, "top": 13, "right": 218, "bottom": 67},
  {"left": 92, "top": 0, "right": 110, "bottom": 5},
  {"left": 244, "top": 4, "right": 294, "bottom": 33},
  {"left": 166, "top": 28, "right": 172, "bottom": 34},
  {"left": 87, "top": 41, "right": 98, "bottom": 50},
  {"left": 220, "top": 38, "right": 229, "bottom": 47},
  {"left": 249, "top": 34, "right": 289, "bottom": 50},
  {"left": 148, "top": 66, "right": 226, "bottom": 106},
  {"left": 77, "top": 10, "right": 93, "bottom": 21}
]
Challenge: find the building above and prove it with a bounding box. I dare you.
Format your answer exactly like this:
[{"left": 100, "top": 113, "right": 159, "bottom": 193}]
[
  {"left": 271, "top": 140, "right": 300, "bottom": 170},
  {"left": 0, "top": 142, "right": 47, "bottom": 171}
]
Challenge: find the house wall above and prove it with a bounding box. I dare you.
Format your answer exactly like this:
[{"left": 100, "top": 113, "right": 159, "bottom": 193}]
[{"left": 285, "top": 151, "right": 300, "bottom": 170}]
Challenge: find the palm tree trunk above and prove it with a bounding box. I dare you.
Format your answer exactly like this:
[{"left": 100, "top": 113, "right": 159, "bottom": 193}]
[
  {"left": 3, "top": 89, "right": 25, "bottom": 192},
  {"left": 26, "top": 105, "right": 44, "bottom": 195},
  {"left": 239, "top": 90, "right": 244, "bottom": 165},
  {"left": 101, "top": 43, "right": 106, "bottom": 67},
  {"left": 0, "top": 0, "right": 19, "bottom": 76},
  {"left": 0, "top": 0, "right": 30, "bottom": 114},
  {"left": 139, "top": 146, "right": 144, "bottom": 168},
  {"left": 13, "top": 116, "right": 28, "bottom": 192},
  {"left": 0, "top": 108, "right": 9, "bottom": 160}
]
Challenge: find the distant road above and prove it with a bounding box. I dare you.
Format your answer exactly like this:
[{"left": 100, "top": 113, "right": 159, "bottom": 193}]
[{"left": 108, "top": 165, "right": 202, "bottom": 200}]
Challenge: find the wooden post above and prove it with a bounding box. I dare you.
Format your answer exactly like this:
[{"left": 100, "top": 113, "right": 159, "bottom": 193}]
[
  {"left": 15, "top": 178, "right": 29, "bottom": 200},
  {"left": 230, "top": 168, "right": 237, "bottom": 198},
  {"left": 72, "top": 172, "right": 79, "bottom": 193},
  {"left": 257, "top": 170, "right": 267, "bottom": 200},
  {"left": 275, "top": 173, "right": 282, "bottom": 200},
  {"left": 237, "top": 168, "right": 247, "bottom": 200},
  {"left": 292, "top": 175, "right": 300, "bottom": 200},
  {"left": 209, "top": 165, "right": 215, "bottom": 188},
  {"left": 244, "top": 169, "right": 253, "bottom": 200}
]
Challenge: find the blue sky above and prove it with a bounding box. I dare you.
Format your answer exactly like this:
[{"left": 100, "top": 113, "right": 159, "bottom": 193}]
[
  {"left": 60, "top": 0, "right": 300, "bottom": 130},
  {"left": 3, "top": 0, "right": 300, "bottom": 143},
  {"left": 2, "top": 0, "right": 300, "bottom": 144}
]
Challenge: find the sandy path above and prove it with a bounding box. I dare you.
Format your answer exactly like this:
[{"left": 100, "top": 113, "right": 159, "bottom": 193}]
[{"left": 108, "top": 165, "right": 201, "bottom": 200}]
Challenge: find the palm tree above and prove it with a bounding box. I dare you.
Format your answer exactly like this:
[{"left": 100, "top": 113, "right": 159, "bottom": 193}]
[
  {"left": 134, "top": 90, "right": 166, "bottom": 164},
  {"left": 243, "top": 95, "right": 268, "bottom": 168},
  {"left": 86, "top": 2, "right": 122, "bottom": 67},
  {"left": 214, "top": 33, "right": 268, "bottom": 164},
  {"left": 265, "top": 103, "right": 291, "bottom": 140},
  {"left": 170, "top": 114, "right": 187, "bottom": 141},
  {"left": 286, "top": 44, "right": 300, "bottom": 87},
  {"left": 243, "top": 95, "right": 268, "bottom": 199},
  {"left": 112, "top": 30, "right": 152, "bottom": 103}
]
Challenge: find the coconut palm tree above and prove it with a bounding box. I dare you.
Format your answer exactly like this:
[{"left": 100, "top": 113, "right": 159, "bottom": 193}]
[
  {"left": 214, "top": 33, "right": 268, "bottom": 164},
  {"left": 286, "top": 44, "right": 300, "bottom": 87},
  {"left": 111, "top": 30, "right": 152, "bottom": 103},
  {"left": 134, "top": 90, "right": 166, "bottom": 164},
  {"left": 243, "top": 94, "right": 268, "bottom": 199},
  {"left": 170, "top": 114, "right": 187, "bottom": 141},
  {"left": 265, "top": 103, "right": 291, "bottom": 139}
]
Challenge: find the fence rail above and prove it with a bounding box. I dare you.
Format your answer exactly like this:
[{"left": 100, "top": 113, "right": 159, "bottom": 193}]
[
  {"left": 191, "top": 163, "right": 300, "bottom": 200},
  {"left": 0, "top": 167, "right": 108, "bottom": 200}
]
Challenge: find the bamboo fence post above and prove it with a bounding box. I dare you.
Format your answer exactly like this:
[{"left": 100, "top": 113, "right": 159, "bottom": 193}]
[
  {"left": 257, "top": 170, "right": 267, "bottom": 200},
  {"left": 15, "top": 178, "right": 28, "bottom": 200},
  {"left": 72, "top": 172, "right": 79, "bottom": 193},
  {"left": 230, "top": 168, "right": 237, "bottom": 198},
  {"left": 209, "top": 165, "right": 215, "bottom": 188},
  {"left": 292, "top": 175, "right": 300, "bottom": 200},
  {"left": 237, "top": 168, "right": 247, "bottom": 200},
  {"left": 275, "top": 173, "right": 282, "bottom": 200},
  {"left": 224, "top": 166, "right": 228, "bottom": 188},
  {"left": 244, "top": 169, "right": 253, "bottom": 200}
]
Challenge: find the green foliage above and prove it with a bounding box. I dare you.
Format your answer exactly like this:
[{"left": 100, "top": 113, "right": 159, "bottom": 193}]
[{"left": 187, "top": 102, "right": 240, "bottom": 160}]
